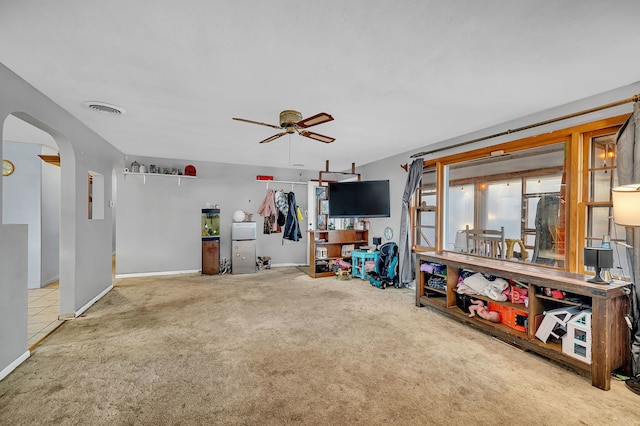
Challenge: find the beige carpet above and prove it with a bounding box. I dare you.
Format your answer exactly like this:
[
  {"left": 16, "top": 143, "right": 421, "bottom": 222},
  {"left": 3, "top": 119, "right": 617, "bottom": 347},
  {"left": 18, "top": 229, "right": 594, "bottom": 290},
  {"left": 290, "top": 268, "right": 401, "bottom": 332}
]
[{"left": 1, "top": 267, "right": 639, "bottom": 425}]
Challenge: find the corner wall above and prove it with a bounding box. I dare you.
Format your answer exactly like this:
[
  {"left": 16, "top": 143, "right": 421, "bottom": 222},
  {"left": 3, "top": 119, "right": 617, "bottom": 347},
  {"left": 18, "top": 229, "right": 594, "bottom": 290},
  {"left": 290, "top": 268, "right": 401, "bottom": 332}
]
[{"left": 0, "top": 61, "right": 123, "bottom": 378}]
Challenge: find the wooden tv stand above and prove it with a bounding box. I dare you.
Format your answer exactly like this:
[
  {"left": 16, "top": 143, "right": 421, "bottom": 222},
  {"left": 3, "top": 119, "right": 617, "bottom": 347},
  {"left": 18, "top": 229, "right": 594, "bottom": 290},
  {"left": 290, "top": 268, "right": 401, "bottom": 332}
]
[{"left": 416, "top": 251, "right": 631, "bottom": 390}]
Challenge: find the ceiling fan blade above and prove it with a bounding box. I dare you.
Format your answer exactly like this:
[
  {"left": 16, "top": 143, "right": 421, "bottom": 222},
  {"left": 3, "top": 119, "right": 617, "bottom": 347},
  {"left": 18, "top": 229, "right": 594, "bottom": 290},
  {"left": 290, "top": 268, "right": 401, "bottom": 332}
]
[
  {"left": 259, "top": 132, "right": 287, "bottom": 144},
  {"left": 233, "top": 117, "right": 282, "bottom": 130},
  {"left": 299, "top": 130, "right": 335, "bottom": 144},
  {"left": 296, "top": 112, "right": 334, "bottom": 128}
]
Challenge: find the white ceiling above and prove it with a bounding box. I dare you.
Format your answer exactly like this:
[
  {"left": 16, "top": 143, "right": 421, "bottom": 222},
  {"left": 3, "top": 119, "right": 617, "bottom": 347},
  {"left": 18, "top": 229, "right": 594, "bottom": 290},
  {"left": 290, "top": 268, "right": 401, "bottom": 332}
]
[{"left": 1, "top": 1, "right": 639, "bottom": 172}]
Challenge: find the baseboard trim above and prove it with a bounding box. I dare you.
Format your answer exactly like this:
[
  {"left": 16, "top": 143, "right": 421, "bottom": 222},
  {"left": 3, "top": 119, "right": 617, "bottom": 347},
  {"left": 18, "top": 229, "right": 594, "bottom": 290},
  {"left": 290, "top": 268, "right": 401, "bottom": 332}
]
[
  {"left": 74, "top": 284, "right": 113, "bottom": 317},
  {"left": 271, "top": 263, "right": 307, "bottom": 267},
  {"left": 0, "top": 350, "right": 30, "bottom": 382},
  {"left": 115, "top": 269, "right": 200, "bottom": 279}
]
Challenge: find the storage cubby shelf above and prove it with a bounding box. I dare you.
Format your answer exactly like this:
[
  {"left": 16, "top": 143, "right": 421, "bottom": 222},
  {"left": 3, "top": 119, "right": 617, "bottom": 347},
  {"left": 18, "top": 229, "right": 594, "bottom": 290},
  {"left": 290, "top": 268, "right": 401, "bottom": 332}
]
[
  {"left": 309, "top": 230, "right": 368, "bottom": 278},
  {"left": 416, "top": 251, "right": 631, "bottom": 390}
]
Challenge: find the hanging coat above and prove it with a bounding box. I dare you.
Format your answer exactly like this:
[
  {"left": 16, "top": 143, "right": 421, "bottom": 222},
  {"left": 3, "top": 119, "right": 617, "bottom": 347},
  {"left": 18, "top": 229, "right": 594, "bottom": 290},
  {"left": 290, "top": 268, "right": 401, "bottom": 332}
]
[
  {"left": 257, "top": 189, "right": 278, "bottom": 234},
  {"left": 283, "top": 192, "right": 302, "bottom": 241},
  {"left": 257, "top": 189, "right": 278, "bottom": 218},
  {"left": 274, "top": 190, "right": 289, "bottom": 228}
]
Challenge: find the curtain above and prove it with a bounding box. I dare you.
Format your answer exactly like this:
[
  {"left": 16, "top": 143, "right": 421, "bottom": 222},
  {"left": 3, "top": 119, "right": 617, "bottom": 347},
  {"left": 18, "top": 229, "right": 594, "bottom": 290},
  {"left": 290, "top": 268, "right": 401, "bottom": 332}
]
[
  {"left": 399, "top": 158, "right": 423, "bottom": 287},
  {"left": 615, "top": 102, "right": 640, "bottom": 377}
]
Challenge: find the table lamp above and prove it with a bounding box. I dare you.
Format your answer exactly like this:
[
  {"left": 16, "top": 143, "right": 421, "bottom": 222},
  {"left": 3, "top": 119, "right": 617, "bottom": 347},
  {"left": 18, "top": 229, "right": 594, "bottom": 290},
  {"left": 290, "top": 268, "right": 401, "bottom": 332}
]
[
  {"left": 612, "top": 184, "right": 640, "bottom": 227},
  {"left": 611, "top": 183, "right": 640, "bottom": 396}
]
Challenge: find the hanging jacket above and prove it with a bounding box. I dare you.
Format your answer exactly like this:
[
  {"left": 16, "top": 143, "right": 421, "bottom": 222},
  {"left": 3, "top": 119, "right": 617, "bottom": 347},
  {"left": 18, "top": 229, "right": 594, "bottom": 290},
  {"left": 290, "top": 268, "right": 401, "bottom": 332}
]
[
  {"left": 275, "top": 191, "right": 288, "bottom": 228},
  {"left": 258, "top": 189, "right": 279, "bottom": 234},
  {"left": 257, "top": 189, "right": 278, "bottom": 218},
  {"left": 283, "top": 192, "right": 302, "bottom": 241},
  {"left": 274, "top": 190, "right": 289, "bottom": 216}
]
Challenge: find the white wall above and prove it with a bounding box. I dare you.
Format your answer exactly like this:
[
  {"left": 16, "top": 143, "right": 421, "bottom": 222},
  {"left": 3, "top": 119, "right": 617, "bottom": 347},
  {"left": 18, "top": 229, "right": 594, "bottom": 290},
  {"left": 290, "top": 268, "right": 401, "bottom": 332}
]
[
  {"left": 116, "top": 158, "right": 318, "bottom": 275},
  {"left": 0, "top": 224, "right": 28, "bottom": 380},
  {"left": 2, "top": 141, "right": 42, "bottom": 288},
  {"left": 2, "top": 141, "right": 60, "bottom": 288}
]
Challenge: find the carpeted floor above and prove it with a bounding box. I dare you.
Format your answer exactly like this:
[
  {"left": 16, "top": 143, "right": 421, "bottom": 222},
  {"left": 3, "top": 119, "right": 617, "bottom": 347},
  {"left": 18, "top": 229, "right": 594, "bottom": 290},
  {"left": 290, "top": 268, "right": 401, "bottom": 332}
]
[{"left": 1, "top": 266, "right": 639, "bottom": 425}]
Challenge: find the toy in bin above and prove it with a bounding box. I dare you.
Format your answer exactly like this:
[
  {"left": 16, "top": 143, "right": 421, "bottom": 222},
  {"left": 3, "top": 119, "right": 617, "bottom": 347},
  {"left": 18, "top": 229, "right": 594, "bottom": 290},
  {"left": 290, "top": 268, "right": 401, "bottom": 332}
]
[
  {"left": 488, "top": 302, "right": 528, "bottom": 332},
  {"left": 333, "top": 259, "right": 351, "bottom": 280},
  {"left": 468, "top": 299, "right": 501, "bottom": 323}
]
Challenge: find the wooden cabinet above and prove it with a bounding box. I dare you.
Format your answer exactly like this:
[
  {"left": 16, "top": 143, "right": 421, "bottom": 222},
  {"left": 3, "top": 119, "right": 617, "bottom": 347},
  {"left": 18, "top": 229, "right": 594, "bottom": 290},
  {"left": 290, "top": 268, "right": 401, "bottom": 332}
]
[
  {"left": 416, "top": 251, "right": 631, "bottom": 390},
  {"left": 202, "top": 238, "right": 220, "bottom": 275},
  {"left": 309, "top": 230, "right": 369, "bottom": 278}
]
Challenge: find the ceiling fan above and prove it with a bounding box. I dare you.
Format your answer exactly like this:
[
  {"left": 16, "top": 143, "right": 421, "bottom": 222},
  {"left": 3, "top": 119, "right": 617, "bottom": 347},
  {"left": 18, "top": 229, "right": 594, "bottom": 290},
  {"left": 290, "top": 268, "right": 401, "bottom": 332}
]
[{"left": 233, "top": 110, "right": 335, "bottom": 144}]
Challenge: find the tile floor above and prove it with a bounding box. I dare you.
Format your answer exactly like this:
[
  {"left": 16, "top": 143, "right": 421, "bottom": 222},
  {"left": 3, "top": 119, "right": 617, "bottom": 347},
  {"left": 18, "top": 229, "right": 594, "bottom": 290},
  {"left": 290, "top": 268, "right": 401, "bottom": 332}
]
[
  {"left": 26, "top": 257, "right": 114, "bottom": 349},
  {"left": 28, "top": 281, "right": 63, "bottom": 349}
]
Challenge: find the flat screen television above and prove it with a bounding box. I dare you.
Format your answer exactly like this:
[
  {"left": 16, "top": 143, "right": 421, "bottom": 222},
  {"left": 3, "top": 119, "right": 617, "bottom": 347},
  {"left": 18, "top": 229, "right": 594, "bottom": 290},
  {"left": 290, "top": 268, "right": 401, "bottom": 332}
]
[{"left": 328, "top": 180, "right": 390, "bottom": 218}]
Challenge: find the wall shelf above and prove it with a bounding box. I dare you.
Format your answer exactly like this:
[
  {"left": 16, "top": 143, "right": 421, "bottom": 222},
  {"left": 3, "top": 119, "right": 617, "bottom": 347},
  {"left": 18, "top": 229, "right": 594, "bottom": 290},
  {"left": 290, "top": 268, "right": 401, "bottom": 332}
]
[
  {"left": 122, "top": 171, "right": 196, "bottom": 186},
  {"left": 256, "top": 179, "right": 308, "bottom": 190}
]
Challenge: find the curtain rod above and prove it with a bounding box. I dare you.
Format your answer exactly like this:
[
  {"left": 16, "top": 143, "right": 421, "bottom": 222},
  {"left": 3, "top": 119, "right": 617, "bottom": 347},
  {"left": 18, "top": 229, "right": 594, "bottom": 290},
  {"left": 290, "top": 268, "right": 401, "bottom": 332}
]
[{"left": 410, "top": 93, "right": 640, "bottom": 159}]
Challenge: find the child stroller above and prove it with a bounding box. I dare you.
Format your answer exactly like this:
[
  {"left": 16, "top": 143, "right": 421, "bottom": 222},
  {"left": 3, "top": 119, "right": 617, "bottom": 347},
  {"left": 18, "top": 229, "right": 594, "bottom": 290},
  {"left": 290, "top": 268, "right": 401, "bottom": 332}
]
[{"left": 369, "top": 242, "right": 400, "bottom": 289}]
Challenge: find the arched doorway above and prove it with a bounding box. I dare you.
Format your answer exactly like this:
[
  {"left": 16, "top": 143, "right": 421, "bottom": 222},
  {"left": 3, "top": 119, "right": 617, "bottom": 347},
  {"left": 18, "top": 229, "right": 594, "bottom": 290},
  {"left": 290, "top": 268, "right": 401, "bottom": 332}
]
[{"left": 2, "top": 114, "right": 62, "bottom": 348}]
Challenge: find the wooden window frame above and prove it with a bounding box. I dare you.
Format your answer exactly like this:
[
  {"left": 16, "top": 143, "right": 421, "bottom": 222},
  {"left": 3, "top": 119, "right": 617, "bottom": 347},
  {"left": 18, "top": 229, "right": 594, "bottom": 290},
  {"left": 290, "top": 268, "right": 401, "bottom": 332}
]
[{"left": 411, "top": 114, "right": 628, "bottom": 274}]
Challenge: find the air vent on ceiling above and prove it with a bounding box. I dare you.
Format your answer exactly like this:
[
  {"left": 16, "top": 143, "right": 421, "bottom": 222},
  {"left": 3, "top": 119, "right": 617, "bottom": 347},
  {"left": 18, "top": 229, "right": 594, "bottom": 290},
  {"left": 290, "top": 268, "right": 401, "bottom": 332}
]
[{"left": 83, "top": 101, "right": 126, "bottom": 115}]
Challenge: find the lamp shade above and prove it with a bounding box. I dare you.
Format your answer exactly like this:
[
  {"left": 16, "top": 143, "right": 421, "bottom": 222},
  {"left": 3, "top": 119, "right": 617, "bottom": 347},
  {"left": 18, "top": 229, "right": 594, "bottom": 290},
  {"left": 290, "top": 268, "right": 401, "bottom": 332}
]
[{"left": 612, "top": 184, "right": 640, "bottom": 226}]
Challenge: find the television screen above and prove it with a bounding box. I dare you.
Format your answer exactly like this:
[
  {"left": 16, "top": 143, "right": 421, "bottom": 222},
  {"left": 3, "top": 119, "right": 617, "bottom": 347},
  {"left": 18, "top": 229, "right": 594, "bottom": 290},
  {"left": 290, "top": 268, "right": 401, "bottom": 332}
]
[{"left": 328, "top": 180, "right": 390, "bottom": 218}]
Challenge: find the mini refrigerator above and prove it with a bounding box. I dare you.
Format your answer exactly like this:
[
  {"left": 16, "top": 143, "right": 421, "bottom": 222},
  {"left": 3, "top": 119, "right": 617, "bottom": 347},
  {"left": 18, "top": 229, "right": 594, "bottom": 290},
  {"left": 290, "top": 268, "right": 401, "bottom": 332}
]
[{"left": 231, "top": 222, "right": 256, "bottom": 274}]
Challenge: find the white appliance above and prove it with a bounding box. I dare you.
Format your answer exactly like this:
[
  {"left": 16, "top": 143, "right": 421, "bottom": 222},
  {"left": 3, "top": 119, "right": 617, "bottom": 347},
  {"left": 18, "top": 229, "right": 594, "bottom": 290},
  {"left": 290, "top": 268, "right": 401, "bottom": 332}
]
[{"left": 231, "top": 222, "right": 257, "bottom": 274}]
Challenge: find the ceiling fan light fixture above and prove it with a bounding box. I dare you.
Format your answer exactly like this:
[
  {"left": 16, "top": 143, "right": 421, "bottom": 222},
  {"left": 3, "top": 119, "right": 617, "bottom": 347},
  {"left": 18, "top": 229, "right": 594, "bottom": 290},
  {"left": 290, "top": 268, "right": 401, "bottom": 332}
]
[
  {"left": 83, "top": 101, "right": 126, "bottom": 115},
  {"left": 279, "top": 110, "right": 303, "bottom": 126}
]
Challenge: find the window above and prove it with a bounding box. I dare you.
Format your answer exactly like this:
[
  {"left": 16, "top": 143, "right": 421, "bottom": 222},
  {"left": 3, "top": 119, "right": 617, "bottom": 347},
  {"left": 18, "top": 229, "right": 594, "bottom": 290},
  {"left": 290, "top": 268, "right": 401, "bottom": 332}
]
[
  {"left": 411, "top": 113, "right": 630, "bottom": 276},
  {"left": 582, "top": 129, "right": 630, "bottom": 279},
  {"left": 446, "top": 183, "right": 474, "bottom": 251},
  {"left": 414, "top": 167, "right": 436, "bottom": 249},
  {"left": 443, "top": 142, "right": 566, "bottom": 266}
]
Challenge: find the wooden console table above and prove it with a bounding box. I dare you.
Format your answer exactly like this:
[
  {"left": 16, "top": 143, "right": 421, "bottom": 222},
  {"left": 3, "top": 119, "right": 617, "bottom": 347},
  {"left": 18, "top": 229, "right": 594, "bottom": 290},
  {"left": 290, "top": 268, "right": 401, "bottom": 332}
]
[{"left": 416, "top": 251, "right": 632, "bottom": 390}]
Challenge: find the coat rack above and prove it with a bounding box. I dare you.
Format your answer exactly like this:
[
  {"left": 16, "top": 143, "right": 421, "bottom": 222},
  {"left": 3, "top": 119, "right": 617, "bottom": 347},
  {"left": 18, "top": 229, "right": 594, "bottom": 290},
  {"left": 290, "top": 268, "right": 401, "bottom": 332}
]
[{"left": 256, "top": 179, "right": 307, "bottom": 191}]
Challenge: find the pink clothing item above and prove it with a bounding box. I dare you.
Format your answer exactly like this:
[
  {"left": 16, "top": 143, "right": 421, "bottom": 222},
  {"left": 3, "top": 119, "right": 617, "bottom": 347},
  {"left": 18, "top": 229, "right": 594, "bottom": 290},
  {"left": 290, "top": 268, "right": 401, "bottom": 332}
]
[{"left": 257, "top": 189, "right": 278, "bottom": 218}]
